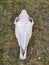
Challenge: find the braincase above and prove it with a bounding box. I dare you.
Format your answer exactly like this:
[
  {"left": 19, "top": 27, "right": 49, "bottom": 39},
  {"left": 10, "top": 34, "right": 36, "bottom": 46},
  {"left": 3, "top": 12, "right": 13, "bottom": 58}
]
[{"left": 19, "top": 10, "right": 29, "bottom": 19}]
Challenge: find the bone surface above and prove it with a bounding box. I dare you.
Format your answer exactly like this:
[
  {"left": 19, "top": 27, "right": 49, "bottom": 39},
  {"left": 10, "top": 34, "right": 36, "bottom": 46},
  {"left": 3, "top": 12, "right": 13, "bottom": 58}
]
[{"left": 14, "top": 9, "right": 34, "bottom": 60}]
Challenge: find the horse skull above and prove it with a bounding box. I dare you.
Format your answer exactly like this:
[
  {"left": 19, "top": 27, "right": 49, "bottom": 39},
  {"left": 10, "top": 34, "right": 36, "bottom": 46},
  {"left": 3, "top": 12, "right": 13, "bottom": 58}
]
[{"left": 14, "top": 10, "right": 34, "bottom": 60}]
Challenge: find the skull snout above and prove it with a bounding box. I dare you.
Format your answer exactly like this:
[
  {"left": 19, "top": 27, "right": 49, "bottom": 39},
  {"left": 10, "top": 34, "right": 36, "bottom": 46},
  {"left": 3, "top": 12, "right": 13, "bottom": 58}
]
[{"left": 20, "top": 47, "right": 27, "bottom": 60}]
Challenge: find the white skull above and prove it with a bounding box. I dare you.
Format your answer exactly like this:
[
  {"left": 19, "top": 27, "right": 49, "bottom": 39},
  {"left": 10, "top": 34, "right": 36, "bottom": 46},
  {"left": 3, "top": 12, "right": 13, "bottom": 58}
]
[{"left": 14, "top": 10, "right": 34, "bottom": 60}]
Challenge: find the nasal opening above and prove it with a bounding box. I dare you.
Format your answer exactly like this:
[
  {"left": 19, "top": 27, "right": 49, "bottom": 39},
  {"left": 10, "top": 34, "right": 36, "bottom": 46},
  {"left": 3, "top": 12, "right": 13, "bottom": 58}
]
[{"left": 21, "top": 48, "right": 25, "bottom": 56}]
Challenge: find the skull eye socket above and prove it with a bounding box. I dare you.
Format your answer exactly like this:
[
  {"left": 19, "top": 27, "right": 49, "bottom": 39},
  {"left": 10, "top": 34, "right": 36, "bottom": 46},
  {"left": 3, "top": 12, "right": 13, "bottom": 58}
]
[
  {"left": 30, "top": 19, "right": 32, "bottom": 22},
  {"left": 29, "top": 17, "right": 32, "bottom": 22},
  {"left": 16, "top": 17, "right": 19, "bottom": 22}
]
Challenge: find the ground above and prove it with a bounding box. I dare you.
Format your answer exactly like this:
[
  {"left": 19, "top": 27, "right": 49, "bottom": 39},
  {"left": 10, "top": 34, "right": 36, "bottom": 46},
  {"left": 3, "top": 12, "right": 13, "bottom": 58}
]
[{"left": 0, "top": 0, "right": 49, "bottom": 65}]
